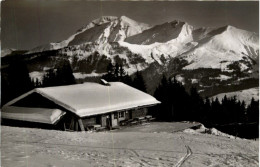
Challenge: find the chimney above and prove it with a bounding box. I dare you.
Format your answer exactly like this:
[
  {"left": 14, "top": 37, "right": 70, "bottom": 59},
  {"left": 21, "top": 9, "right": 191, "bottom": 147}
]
[{"left": 100, "top": 79, "right": 110, "bottom": 86}]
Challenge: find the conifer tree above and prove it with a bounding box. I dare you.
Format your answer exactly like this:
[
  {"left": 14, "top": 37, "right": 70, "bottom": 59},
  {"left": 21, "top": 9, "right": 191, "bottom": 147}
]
[
  {"left": 247, "top": 98, "right": 259, "bottom": 123},
  {"left": 239, "top": 100, "right": 246, "bottom": 122},
  {"left": 119, "top": 65, "right": 126, "bottom": 79},
  {"left": 5, "top": 59, "right": 33, "bottom": 101},
  {"left": 153, "top": 75, "right": 169, "bottom": 121},
  {"left": 203, "top": 97, "right": 212, "bottom": 126},
  {"left": 107, "top": 62, "right": 114, "bottom": 75},
  {"left": 56, "top": 60, "right": 76, "bottom": 86},
  {"left": 211, "top": 97, "right": 221, "bottom": 124},
  {"left": 189, "top": 87, "right": 204, "bottom": 121},
  {"left": 114, "top": 63, "right": 120, "bottom": 80},
  {"left": 34, "top": 78, "right": 41, "bottom": 87},
  {"left": 103, "top": 62, "right": 114, "bottom": 81},
  {"left": 102, "top": 63, "right": 134, "bottom": 86},
  {"left": 42, "top": 59, "right": 75, "bottom": 87},
  {"left": 132, "top": 70, "right": 147, "bottom": 93}
]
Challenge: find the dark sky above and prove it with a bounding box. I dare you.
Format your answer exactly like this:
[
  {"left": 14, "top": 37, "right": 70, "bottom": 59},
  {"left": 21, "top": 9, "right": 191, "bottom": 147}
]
[{"left": 2, "top": 0, "right": 259, "bottom": 50}]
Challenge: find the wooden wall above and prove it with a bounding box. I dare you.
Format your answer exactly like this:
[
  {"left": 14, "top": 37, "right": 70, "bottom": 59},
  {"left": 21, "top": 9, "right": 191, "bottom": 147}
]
[
  {"left": 82, "top": 117, "right": 96, "bottom": 128},
  {"left": 131, "top": 108, "right": 148, "bottom": 119},
  {"left": 80, "top": 107, "right": 149, "bottom": 130}
]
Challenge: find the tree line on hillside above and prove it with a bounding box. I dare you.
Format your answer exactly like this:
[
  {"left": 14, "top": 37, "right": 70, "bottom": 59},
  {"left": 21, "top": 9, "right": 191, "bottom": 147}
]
[
  {"left": 152, "top": 75, "right": 259, "bottom": 124},
  {"left": 151, "top": 75, "right": 259, "bottom": 138},
  {"left": 102, "top": 62, "right": 147, "bottom": 92}
]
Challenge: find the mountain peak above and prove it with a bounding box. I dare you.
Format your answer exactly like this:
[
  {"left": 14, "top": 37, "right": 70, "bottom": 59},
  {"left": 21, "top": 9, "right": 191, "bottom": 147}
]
[
  {"left": 91, "top": 16, "right": 118, "bottom": 25},
  {"left": 118, "top": 16, "right": 150, "bottom": 28},
  {"left": 65, "top": 15, "right": 150, "bottom": 46},
  {"left": 99, "top": 16, "right": 118, "bottom": 21},
  {"left": 169, "top": 19, "right": 184, "bottom": 24},
  {"left": 221, "top": 25, "right": 237, "bottom": 32},
  {"left": 120, "top": 15, "right": 130, "bottom": 20}
]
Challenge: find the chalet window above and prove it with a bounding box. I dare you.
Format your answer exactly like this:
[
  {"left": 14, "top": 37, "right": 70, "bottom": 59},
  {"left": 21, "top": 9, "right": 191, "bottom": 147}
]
[
  {"left": 114, "top": 113, "right": 118, "bottom": 119},
  {"left": 118, "top": 111, "right": 125, "bottom": 118}
]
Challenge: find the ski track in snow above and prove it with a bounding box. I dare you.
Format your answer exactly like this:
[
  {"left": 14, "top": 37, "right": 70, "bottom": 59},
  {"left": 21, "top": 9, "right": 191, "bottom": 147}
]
[
  {"left": 174, "top": 136, "right": 193, "bottom": 167},
  {"left": 174, "top": 145, "right": 192, "bottom": 167}
]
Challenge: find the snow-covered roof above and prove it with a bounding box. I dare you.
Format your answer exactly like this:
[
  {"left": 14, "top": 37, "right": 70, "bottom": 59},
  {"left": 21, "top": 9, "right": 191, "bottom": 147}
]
[
  {"left": 1, "top": 106, "right": 65, "bottom": 124},
  {"left": 3, "top": 82, "right": 160, "bottom": 118}
]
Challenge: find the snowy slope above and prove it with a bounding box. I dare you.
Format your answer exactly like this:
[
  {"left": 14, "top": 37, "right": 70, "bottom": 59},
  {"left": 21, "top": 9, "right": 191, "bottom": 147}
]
[
  {"left": 60, "top": 42, "right": 152, "bottom": 75},
  {"left": 211, "top": 87, "right": 259, "bottom": 106},
  {"left": 2, "top": 124, "right": 258, "bottom": 167},
  {"left": 125, "top": 20, "right": 193, "bottom": 45},
  {"left": 58, "top": 38, "right": 194, "bottom": 75}
]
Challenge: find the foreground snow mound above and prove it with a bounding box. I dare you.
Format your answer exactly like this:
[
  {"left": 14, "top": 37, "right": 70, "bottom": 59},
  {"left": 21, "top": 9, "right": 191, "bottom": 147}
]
[
  {"left": 184, "top": 124, "right": 236, "bottom": 139},
  {"left": 206, "top": 128, "right": 235, "bottom": 139}
]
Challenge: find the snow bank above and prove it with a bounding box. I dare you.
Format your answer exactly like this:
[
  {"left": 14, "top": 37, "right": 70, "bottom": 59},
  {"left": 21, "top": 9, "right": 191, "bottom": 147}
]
[
  {"left": 184, "top": 124, "right": 235, "bottom": 139},
  {"left": 211, "top": 74, "right": 232, "bottom": 81}
]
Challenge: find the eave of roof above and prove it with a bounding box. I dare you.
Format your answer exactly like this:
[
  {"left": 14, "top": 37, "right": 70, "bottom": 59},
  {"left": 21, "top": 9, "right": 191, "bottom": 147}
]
[{"left": 2, "top": 106, "right": 66, "bottom": 124}]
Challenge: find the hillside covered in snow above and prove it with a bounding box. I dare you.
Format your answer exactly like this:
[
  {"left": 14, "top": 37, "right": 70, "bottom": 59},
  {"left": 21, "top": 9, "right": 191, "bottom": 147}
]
[
  {"left": 1, "top": 123, "right": 258, "bottom": 167},
  {"left": 212, "top": 87, "right": 259, "bottom": 106}
]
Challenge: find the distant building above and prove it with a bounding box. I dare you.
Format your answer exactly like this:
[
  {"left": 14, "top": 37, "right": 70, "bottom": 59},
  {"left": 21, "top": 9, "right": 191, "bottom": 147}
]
[{"left": 2, "top": 82, "right": 160, "bottom": 131}]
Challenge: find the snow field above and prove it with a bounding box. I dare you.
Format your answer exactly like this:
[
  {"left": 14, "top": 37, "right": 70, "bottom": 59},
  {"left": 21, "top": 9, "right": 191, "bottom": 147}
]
[{"left": 1, "top": 123, "right": 258, "bottom": 167}]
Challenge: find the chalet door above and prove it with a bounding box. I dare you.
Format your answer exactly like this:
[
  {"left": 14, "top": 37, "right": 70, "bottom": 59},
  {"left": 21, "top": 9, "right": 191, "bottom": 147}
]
[
  {"left": 111, "top": 113, "right": 118, "bottom": 127},
  {"left": 129, "top": 111, "right": 133, "bottom": 119},
  {"left": 106, "top": 116, "right": 111, "bottom": 129},
  {"left": 125, "top": 111, "right": 130, "bottom": 120},
  {"left": 101, "top": 115, "right": 107, "bottom": 127},
  {"left": 112, "top": 119, "right": 118, "bottom": 127},
  {"left": 96, "top": 115, "right": 101, "bottom": 124}
]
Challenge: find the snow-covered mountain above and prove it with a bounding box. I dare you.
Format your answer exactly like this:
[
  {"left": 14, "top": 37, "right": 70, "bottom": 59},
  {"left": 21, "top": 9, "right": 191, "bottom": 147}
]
[
  {"left": 125, "top": 20, "right": 193, "bottom": 45},
  {"left": 27, "top": 16, "right": 150, "bottom": 54},
  {"left": 179, "top": 25, "right": 259, "bottom": 71},
  {"left": 26, "top": 16, "right": 259, "bottom": 72},
  {"left": 4, "top": 16, "right": 259, "bottom": 97}
]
